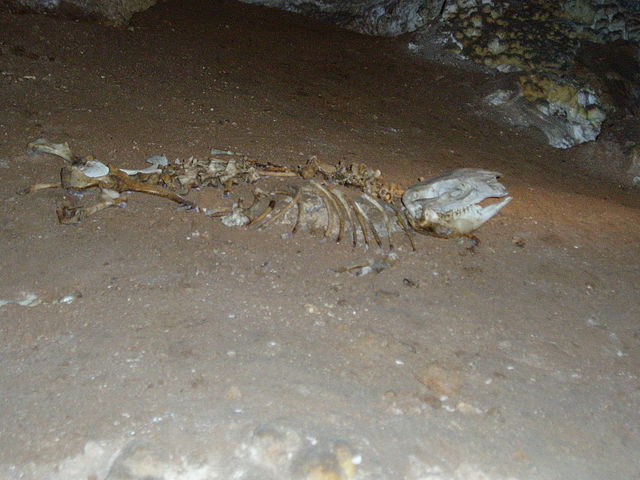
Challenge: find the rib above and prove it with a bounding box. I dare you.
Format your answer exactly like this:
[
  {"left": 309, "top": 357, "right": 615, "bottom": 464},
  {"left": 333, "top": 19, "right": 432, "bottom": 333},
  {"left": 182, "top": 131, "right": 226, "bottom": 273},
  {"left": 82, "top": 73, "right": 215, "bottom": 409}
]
[
  {"left": 243, "top": 190, "right": 267, "bottom": 220},
  {"left": 392, "top": 206, "right": 416, "bottom": 252},
  {"left": 292, "top": 191, "right": 305, "bottom": 235},
  {"left": 307, "top": 181, "right": 335, "bottom": 240},
  {"left": 354, "top": 199, "right": 383, "bottom": 251},
  {"left": 346, "top": 195, "right": 369, "bottom": 249},
  {"left": 259, "top": 188, "right": 302, "bottom": 229},
  {"left": 204, "top": 207, "right": 234, "bottom": 217},
  {"left": 332, "top": 188, "right": 358, "bottom": 248},
  {"left": 312, "top": 181, "right": 344, "bottom": 243},
  {"left": 362, "top": 193, "right": 393, "bottom": 252},
  {"left": 248, "top": 199, "right": 276, "bottom": 226}
]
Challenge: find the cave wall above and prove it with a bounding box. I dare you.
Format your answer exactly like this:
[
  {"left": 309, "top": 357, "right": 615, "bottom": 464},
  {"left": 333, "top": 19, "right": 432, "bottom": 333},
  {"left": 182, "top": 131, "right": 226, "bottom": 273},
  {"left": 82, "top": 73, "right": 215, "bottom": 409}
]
[
  {"left": 1, "top": 0, "right": 638, "bottom": 154},
  {"left": 0, "top": 0, "right": 157, "bottom": 25},
  {"left": 238, "top": 0, "right": 445, "bottom": 36},
  {"left": 0, "top": 0, "right": 446, "bottom": 33},
  {"left": 2, "top": 0, "right": 637, "bottom": 40}
]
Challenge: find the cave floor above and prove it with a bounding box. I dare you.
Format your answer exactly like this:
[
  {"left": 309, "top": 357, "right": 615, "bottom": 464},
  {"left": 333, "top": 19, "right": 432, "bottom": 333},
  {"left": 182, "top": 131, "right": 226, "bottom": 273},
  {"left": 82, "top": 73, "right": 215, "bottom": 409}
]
[{"left": 1, "top": 1, "right": 639, "bottom": 479}]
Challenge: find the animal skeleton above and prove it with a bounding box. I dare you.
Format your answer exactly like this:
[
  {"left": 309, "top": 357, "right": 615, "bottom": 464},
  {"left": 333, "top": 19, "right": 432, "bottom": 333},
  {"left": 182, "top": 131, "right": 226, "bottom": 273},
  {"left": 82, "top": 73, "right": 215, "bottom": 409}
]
[{"left": 25, "top": 139, "right": 511, "bottom": 252}]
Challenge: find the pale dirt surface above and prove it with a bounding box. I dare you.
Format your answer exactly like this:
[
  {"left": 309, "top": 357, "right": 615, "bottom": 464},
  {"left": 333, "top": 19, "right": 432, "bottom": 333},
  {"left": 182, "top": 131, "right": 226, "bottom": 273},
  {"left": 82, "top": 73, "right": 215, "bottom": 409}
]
[{"left": 1, "top": 1, "right": 639, "bottom": 479}]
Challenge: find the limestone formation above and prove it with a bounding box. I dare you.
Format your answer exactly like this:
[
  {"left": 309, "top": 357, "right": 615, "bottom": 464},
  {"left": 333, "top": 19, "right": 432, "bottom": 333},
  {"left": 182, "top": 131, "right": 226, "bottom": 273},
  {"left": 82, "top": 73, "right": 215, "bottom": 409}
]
[{"left": 429, "top": 0, "right": 639, "bottom": 148}]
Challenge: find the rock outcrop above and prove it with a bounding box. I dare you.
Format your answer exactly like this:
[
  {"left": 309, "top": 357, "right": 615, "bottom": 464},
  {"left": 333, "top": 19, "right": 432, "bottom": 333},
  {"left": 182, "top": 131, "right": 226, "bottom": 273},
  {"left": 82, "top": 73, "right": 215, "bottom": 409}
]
[
  {"left": 416, "top": 0, "right": 640, "bottom": 149},
  {"left": 240, "top": 0, "right": 445, "bottom": 36}
]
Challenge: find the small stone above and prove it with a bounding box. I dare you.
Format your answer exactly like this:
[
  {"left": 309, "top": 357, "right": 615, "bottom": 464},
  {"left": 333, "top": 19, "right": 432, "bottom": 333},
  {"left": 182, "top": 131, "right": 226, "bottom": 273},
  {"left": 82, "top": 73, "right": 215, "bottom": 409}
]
[
  {"left": 250, "top": 425, "right": 301, "bottom": 470},
  {"left": 512, "top": 235, "right": 526, "bottom": 248},
  {"left": 456, "top": 401, "right": 482, "bottom": 414},
  {"left": 225, "top": 385, "right": 242, "bottom": 399},
  {"left": 512, "top": 450, "right": 530, "bottom": 462},
  {"left": 105, "top": 441, "right": 169, "bottom": 480},
  {"left": 414, "top": 364, "right": 462, "bottom": 397},
  {"left": 402, "top": 278, "right": 420, "bottom": 288},
  {"left": 305, "top": 303, "right": 320, "bottom": 314},
  {"left": 291, "top": 442, "right": 358, "bottom": 480}
]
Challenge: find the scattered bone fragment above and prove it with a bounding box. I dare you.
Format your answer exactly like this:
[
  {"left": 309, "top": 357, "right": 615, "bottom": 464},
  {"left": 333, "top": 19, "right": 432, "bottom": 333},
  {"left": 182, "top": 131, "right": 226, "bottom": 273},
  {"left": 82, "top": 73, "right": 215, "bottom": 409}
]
[
  {"left": 334, "top": 251, "right": 397, "bottom": 276},
  {"left": 219, "top": 203, "right": 250, "bottom": 227},
  {"left": 0, "top": 292, "right": 41, "bottom": 308},
  {"left": 56, "top": 190, "right": 128, "bottom": 224},
  {"left": 28, "top": 138, "right": 74, "bottom": 162},
  {"left": 119, "top": 154, "right": 168, "bottom": 175},
  {"left": 22, "top": 182, "right": 61, "bottom": 194}
]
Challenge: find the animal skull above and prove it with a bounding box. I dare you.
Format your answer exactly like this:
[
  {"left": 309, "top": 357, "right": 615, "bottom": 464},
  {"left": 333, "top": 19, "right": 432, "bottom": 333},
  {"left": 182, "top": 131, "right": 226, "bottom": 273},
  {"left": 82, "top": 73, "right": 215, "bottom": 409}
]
[{"left": 402, "top": 168, "right": 512, "bottom": 238}]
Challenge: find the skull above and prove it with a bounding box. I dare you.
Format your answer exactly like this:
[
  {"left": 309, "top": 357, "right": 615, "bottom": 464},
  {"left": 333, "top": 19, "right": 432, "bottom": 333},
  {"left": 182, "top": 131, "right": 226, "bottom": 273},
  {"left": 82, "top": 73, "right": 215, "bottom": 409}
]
[{"left": 402, "top": 168, "right": 512, "bottom": 237}]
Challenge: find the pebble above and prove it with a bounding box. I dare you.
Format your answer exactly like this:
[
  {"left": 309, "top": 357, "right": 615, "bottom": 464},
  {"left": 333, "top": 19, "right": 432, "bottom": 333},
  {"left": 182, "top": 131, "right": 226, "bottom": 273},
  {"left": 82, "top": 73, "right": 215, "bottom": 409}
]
[
  {"left": 305, "top": 303, "right": 320, "bottom": 314},
  {"left": 250, "top": 425, "right": 301, "bottom": 470},
  {"left": 291, "top": 442, "right": 358, "bottom": 480},
  {"left": 415, "top": 364, "right": 462, "bottom": 397},
  {"left": 225, "top": 385, "right": 242, "bottom": 399}
]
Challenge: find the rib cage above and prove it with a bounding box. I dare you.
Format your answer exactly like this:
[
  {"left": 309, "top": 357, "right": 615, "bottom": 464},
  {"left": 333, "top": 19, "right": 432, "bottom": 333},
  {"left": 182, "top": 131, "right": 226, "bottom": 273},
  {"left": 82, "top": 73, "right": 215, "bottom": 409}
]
[{"left": 229, "top": 180, "right": 416, "bottom": 253}]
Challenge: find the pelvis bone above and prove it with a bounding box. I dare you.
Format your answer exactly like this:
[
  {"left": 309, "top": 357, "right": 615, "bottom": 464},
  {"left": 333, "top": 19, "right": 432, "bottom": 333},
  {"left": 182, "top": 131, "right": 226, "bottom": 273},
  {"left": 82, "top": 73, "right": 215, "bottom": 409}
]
[{"left": 26, "top": 139, "right": 195, "bottom": 223}]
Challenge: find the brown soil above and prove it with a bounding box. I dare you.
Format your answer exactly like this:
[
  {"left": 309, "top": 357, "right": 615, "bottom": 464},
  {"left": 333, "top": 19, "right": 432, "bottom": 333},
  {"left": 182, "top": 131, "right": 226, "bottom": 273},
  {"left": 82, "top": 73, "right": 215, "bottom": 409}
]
[{"left": 1, "top": 1, "right": 639, "bottom": 479}]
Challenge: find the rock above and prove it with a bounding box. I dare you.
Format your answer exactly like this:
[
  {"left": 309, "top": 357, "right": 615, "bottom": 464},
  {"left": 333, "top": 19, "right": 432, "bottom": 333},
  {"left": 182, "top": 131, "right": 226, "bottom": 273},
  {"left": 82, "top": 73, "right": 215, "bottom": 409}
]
[
  {"left": 105, "top": 441, "right": 170, "bottom": 480},
  {"left": 490, "top": 73, "right": 606, "bottom": 149},
  {"left": 382, "top": 389, "right": 440, "bottom": 415},
  {"left": 239, "top": 0, "right": 446, "bottom": 36},
  {"left": 484, "top": 77, "right": 605, "bottom": 149},
  {"left": 455, "top": 401, "right": 482, "bottom": 414},
  {"left": 291, "top": 442, "right": 358, "bottom": 480},
  {"left": 417, "top": 0, "right": 639, "bottom": 149},
  {"left": 518, "top": 73, "right": 605, "bottom": 147},
  {"left": 512, "top": 235, "right": 526, "bottom": 248},
  {"left": 221, "top": 206, "right": 250, "bottom": 227},
  {"left": 627, "top": 145, "right": 640, "bottom": 185},
  {"left": 249, "top": 425, "right": 302, "bottom": 471},
  {"left": 440, "top": 0, "right": 582, "bottom": 73},
  {"left": 562, "top": 0, "right": 640, "bottom": 44},
  {"left": 1, "top": 0, "right": 157, "bottom": 25},
  {"left": 225, "top": 385, "right": 243, "bottom": 399},
  {"left": 414, "top": 364, "right": 462, "bottom": 397}
]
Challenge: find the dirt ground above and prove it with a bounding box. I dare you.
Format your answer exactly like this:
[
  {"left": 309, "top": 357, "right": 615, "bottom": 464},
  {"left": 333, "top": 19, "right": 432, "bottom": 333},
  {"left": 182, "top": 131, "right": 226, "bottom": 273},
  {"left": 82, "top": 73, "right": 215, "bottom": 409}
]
[{"left": 1, "top": 1, "right": 639, "bottom": 479}]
